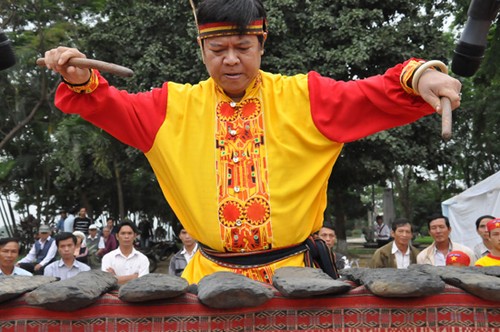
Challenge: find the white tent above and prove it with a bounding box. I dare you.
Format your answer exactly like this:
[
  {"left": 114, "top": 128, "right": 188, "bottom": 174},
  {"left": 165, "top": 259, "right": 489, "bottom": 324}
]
[{"left": 441, "top": 171, "right": 500, "bottom": 250}]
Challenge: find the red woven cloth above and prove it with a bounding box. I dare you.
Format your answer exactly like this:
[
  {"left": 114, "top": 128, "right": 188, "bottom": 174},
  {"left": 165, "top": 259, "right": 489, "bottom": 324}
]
[{"left": 0, "top": 285, "right": 498, "bottom": 331}]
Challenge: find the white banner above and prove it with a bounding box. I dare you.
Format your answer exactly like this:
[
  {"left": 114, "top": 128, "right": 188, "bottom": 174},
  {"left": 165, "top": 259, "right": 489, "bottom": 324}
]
[{"left": 442, "top": 171, "right": 500, "bottom": 249}]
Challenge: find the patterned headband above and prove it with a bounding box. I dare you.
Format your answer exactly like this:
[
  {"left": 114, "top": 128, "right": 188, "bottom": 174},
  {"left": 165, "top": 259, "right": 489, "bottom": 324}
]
[{"left": 198, "top": 19, "right": 267, "bottom": 40}]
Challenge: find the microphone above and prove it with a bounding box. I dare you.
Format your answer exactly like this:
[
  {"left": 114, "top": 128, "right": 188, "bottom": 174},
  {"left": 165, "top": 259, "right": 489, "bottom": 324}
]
[
  {"left": 0, "top": 28, "right": 16, "bottom": 71},
  {"left": 451, "top": 0, "right": 500, "bottom": 77}
]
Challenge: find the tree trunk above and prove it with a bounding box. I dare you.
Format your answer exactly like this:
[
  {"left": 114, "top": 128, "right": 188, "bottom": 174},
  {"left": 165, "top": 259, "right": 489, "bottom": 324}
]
[
  {"left": 332, "top": 190, "right": 348, "bottom": 254},
  {"left": 114, "top": 160, "right": 125, "bottom": 220}
]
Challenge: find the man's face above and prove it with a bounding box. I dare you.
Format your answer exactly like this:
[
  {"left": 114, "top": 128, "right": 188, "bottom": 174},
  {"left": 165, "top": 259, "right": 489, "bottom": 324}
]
[
  {"left": 89, "top": 228, "right": 98, "bottom": 238},
  {"left": 202, "top": 34, "right": 262, "bottom": 100},
  {"left": 391, "top": 223, "right": 413, "bottom": 248},
  {"left": 0, "top": 241, "right": 19, "bottom": 270},
  {"left": 116, "top": 225, "right": 136, "bottom": 247},
  {"left": 489, "top": 228, "right": 500, "bottom": 251},
  {"left": 477, "top": 217, "right": 493, "bottom": 241},
  {"left": 58, "top": 237, "right": 76, "bottom": 260},
  {"left": 79, "top": 208, "right": 86, "bottom": 217},
  {"left": 102, "top": 227, "right": 110, "bottom": 238},
  {"left": 318, "top": 227, "right": 336, "bottom": 249},
  {"left": 429, "top": 218, "right": 451, "bottom": 244},
  {"left": 39, "top": 231, "right": 50, "bottom": 241},
  {"left": 179, "top": 229, "right": 195, "bottom": 247}
]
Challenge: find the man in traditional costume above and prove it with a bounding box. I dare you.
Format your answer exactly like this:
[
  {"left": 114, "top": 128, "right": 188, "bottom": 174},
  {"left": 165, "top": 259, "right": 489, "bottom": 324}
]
[{"left": 42, "top": 0, "right": 461, "bottom": 285}]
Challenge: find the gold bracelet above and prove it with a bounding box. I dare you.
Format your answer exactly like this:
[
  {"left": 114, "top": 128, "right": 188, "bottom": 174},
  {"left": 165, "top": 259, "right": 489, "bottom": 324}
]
[{"left": 411, "top": 60, "right": 448, "bottom": 95}]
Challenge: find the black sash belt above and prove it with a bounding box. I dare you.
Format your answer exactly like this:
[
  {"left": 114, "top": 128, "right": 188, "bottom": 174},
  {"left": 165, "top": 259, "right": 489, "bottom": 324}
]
[
  {"left": 199, "top": 236, "right": 339, "bottom": 279},
  {"left": 199, "top": 242, "right": 308, "bottom": 269}
]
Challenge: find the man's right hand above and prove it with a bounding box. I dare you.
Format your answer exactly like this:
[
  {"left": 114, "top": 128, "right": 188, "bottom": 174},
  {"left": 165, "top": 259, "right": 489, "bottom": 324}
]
[{"left": 43, "top": 47, "right": 91, "bottom": 85}]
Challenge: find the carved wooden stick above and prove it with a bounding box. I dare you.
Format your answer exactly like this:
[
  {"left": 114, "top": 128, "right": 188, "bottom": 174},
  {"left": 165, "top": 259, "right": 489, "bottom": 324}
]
[{"left": 36, "top": 57, "right": 134, "bottom": 78}]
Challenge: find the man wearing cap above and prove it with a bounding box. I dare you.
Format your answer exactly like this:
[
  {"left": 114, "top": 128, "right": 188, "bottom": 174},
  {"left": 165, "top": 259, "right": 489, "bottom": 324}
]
[
  {"left": 44, "top": 232, "right": 91, "bottom": 280},
  {"left": 475, "top": 218, "right": 500, "bottom": 267},
  {"left": 41, "top": 0, "right": 461, "bottom": 284},
  {"left": 86, "top": 224, "right": 105, "bottom": 269},
  {"left": 417, "top": 215, "right": 476, "bottom": 266},
  {"left": 0, "top": 238, "right": 32, "bottom": 276},
  {"left": 17, "top": 224, "right": 57, "bottom": 275}
]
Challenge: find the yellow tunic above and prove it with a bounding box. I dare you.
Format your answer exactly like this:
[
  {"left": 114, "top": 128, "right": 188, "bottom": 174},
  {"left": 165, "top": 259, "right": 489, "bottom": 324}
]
[{"left": 146, "top": 72, "right": 341, "bottom": 283}]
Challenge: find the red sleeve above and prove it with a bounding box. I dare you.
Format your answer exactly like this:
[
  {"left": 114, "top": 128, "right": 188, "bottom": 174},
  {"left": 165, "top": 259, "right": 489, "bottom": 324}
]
[
  {"left": 55, "top": 71, "right": 168, "bottom": 152},
  {"left": 308, "top": 59, "right": 435, "bottom": 143}
]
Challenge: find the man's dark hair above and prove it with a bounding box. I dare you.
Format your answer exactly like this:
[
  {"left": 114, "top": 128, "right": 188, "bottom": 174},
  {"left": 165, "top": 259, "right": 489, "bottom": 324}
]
[
  {"left": 55, "top": 232, "right": 77, "bottom": 246},
  {"left": 116, "top": 220, "right": 139, "bottom": 234},
  {"left": 0, "top": 237, "right": 20, "bottom": 248},
  {"left": 427, "top": 214, "right": 450, "bottom": 229},
  {"left": 475, "top": 215, "right": 495, "bottom": 230},
  {"left": 391, "top": 218, "right": 412, "bottom": 232},
  {"left": 375, "top": 215, "right": 383, "bottom": 222},
  {"left": 197, "top": 0, "right": 266, "bottom": 28}
]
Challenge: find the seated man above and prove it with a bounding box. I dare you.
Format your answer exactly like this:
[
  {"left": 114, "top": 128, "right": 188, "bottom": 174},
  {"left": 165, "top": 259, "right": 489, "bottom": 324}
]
[
  {"left": 473, "top": 215, "right": 494, "bottom": 258},
  {"left": 97, "top": 226, "right": 118, "bottom": 258},
  {"left": 17, "top": 224, "right": 57, "bottom": 275},
  {"left": 417, "top": 215, "right": 476, "bottom": 266},
  {"left": 101, "top": 221, "right": 149, "bottom": 284},
  {"left": 169, "top": 227, "right": 199, "bottom": 277},
  {"left": 317, "top": 222, "right": 350, "bottom": 270},
  {"left": 44, "top": 232, "right": 91, "bottom": 280},
  {"left": 86, "top": 224, "right": 105, "bottom": 269},
  {"left": 370, "top": 218, "right": 419, "bottom": 269},
  {"left": 0, "top": 238, "right": 32, "bottom": 276},
  {"left": 475, "top": 218, "right": 500, "bottom": 267}
]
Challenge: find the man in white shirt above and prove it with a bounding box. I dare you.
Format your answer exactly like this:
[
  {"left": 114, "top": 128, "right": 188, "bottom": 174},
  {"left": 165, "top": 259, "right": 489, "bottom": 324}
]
[
  {"left": 64, "top": 208, "right": 76, "bottom": 233},
  {"left": 17, "top": 224, "right": 57, "bottom": 275},
  {"left": 101, "top": 220, "right": 149, "bottom": 284},
  {"left": 473, "top": 215, "right": 494, "bottom": 258},
  {"left": 417, "top": 215, "right": 476, "bottom": 266},
  {"left": 0, "top": 238, "right": 32, "bottom": 276},
  {"left": 169, "top": 228, "right": 198, "bottom": 277},
  {"left": 370, "top": 218, "right": 419, "bottom": 268},
  {"left": 375, "top": 215, "right": 391, "bottom": 248},
  {"left": 44, "top": 232, "right": 90, "bottom": 280}
]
